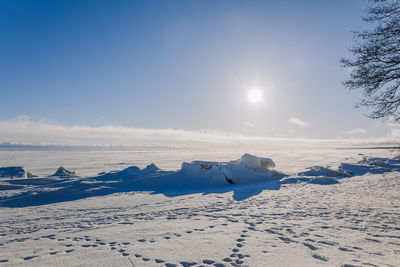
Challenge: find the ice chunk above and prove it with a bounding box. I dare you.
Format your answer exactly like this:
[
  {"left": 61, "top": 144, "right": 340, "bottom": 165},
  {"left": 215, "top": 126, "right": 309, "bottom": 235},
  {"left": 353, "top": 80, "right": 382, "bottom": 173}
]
[
  {"left": 240, "top": 153, "right": 275, "bottom": 170},
  {"left": 0, "top": 166, "right": 37, "bottom": 179},
  {"left": 116, "top": 166, "right": 141, "bottom": 177},
  {"left": 140, "top": 163, "right": 160, "bottom": 174},
  {"left": 179, "top": 161, "right": 228, "bottom": 186},
  {"left": 358, "top": 156, "right": 400, "bottom": 167},
  {"left": 179, "top": 154, "right": 283, "bottom": 186},
  {"left": 188, "top": 161, "right": 219, "bottom": 172},
  {"left": 51, "top": 166, "right": 76, "bottom": 177},
  {"left": 359, "top": 157, "right": 388, "bottom": 165}
]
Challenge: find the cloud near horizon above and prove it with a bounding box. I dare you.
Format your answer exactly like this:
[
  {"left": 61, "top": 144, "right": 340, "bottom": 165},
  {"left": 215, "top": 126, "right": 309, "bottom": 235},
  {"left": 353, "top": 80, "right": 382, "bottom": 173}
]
[
  {"left": 0, "top": 117, "right": 398, "bottom": 149},
  {"left": 343, "top": 128, "right": 367, "bottom": 135},
  {"left": 288, "top": 117, "right": 311, "bottom": 127}
]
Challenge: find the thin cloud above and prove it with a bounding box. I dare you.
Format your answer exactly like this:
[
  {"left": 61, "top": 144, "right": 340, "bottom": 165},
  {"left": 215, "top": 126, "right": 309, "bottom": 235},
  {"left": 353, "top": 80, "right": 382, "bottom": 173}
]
[
  {"left": 343, "top": 128, "right": 367, "bottom": 135},
  {"left": 288, "top": 117, "right": 311, "bottom": 127},
  {"left": 0, "top": 117, "right": 398, "bottom": 148}
]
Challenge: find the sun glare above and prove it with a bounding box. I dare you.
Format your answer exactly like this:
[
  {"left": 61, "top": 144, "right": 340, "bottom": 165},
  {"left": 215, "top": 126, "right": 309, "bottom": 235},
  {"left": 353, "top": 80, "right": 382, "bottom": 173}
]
[{"left": 247, "top": 89, "right": 263, "bottom": 103}]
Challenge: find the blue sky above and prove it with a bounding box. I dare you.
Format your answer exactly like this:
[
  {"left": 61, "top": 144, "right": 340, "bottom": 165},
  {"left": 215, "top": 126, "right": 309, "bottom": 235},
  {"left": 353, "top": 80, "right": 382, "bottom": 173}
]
[{"left": 0, "top": 0, "right": 399, "bottom": 147}]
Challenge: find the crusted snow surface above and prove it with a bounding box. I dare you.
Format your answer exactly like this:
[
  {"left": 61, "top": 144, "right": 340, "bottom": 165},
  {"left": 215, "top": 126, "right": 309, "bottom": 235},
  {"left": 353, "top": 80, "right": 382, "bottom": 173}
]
[{"left": 0, "top": 150, "right": 399, "bottom": 266}]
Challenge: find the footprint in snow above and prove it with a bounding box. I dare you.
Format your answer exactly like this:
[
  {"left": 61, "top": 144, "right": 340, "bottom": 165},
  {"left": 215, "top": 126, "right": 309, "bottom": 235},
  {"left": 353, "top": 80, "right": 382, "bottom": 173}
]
[
  {"left": 303, "top": 243, "right": 318, "bottom": 251},
  {"left": 23, "top": 255, "right": 37, "bottom": 260},
  {"left": 235, "top": 259, "right": 245, "bottom": 264},
  {"left": 318, "top": 240, "right": 337, "bottom": 246},
  {"left": 180, "top": 261, "right": 197, "bottom": 267},
  {"left": 312, "top": 254, "right": 328, "bottom": 262},
  {"left": 222, "top": 258, "right": 232, "bottom": 262},
  {"left": 339, "top": 247, "right": 353, "bottom": 252},
  {"left": 365, "top": 238, "right": 382, "bottom": 243}
]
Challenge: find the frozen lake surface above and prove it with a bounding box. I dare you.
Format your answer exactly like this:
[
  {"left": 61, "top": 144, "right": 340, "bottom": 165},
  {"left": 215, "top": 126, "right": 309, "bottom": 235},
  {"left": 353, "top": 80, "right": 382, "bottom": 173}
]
[{"left": 0, "top": 148, "right": 399, "bottom": 266}]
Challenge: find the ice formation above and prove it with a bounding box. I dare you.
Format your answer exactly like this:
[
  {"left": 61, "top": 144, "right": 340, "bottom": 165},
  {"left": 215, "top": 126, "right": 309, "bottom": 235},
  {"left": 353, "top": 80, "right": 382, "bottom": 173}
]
[
  {"left": 179, "top": 153, "right": 283, "bottom": 186},
  {"left": 51, "top": 166, "right": 76, "bottom": 177},
  {"left": 96, "top": 163, "right": 162, "bottom": 181},
  {"left": 240, "top": 153, "right": 275, "bottom": 170},
  {"left": 1, "top": 152, "right": 400, "bottom": 208},
  {"left": 0, "top": 166, "right": 37, "bottom": 179}
]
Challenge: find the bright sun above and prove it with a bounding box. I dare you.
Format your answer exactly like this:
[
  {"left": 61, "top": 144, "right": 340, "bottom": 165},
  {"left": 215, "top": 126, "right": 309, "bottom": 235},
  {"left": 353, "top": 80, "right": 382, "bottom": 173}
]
[{"left": 247, "top": 88, "right": 263, "bottom": 103}]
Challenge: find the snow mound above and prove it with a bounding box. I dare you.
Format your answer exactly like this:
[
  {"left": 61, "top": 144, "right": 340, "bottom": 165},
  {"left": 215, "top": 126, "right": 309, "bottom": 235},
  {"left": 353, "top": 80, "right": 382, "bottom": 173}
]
[
  {"left": 115, "top": 166, "right": 140, "bottom": 177},
  {"left": 338, "top": 156, "right": 400, "bottom": 176},
  {"left": 0, "top": 166, "right": 38, "bottom": 179},
  {"left": 358, "top": 156, "right": 400, "bottom": 167},
  {"left": 298, "top": 166, "right": 351, "bottom": 177},
  {"left": 51, "top": 166, "right": 76, "bottom": 177},
  {"left": 141, "top": 163, "right": 160, "bottom": 174},
  {"left": 179, "top": 154, "right": 284, "bottom": 186},
  {"left": 96, "top": 163, "right": 162, "bottom": 181}
]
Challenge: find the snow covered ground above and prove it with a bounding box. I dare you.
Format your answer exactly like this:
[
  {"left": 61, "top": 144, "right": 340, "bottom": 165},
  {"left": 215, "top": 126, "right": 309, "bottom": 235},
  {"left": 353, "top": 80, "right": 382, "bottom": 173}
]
[{"left": 0, "top": 148, "right": 399, "bottom": 266}]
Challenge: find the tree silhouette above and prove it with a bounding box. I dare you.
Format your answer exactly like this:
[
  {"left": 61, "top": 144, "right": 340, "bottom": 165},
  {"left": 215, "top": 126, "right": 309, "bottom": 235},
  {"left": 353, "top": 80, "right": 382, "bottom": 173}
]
[{"left": 341, "top": 0, "right": 400, "bottom": 121}]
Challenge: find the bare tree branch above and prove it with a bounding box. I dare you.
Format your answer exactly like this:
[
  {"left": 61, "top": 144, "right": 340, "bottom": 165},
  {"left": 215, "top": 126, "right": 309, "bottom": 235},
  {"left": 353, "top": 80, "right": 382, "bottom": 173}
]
[{"left": 341, "top": 0, "right": 400, "bottom": 121}]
